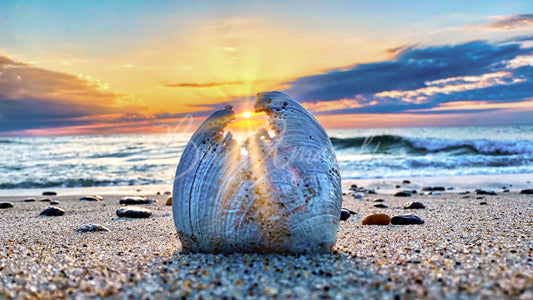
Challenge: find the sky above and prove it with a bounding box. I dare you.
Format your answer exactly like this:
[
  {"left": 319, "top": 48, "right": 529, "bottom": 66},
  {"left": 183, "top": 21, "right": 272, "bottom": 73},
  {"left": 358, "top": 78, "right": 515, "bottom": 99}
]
[{"left": 0, "top": 1, "right": 532, "bottom": 136}]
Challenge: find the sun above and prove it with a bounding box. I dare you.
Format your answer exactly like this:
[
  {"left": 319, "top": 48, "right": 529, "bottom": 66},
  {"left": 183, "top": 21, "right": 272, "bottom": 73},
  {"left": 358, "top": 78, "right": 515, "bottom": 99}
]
[{"left": 242, "top": 111, "right": 252, "bottom": 118}]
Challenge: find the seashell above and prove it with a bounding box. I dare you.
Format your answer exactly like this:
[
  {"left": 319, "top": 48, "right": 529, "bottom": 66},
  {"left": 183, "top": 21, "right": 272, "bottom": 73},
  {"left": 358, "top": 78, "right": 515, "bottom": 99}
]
[{"left": 172, "top": 91, "right": 341, "bottom": 253}]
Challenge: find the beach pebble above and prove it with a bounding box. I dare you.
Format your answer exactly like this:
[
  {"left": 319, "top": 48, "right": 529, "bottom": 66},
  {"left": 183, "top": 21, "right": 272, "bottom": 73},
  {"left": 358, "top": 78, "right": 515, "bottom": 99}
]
[
  {"left": 362, "top": 213, "right": 391, "bottom": 225},
  {"left": 519, "top": 189, "right": 533, "bottom": 195},
  {"left": 80, "top": 195, "right": 102, "bottom": 201},
  {"left": 391, "top": 214, "right": 424, "bottom": 225},
  {"left": 42, "top": 191, "right": 57, "bottom": 196},
  {"left": 119, "top": 196, "right": 155, "bottom": 205},
  {"left": 475, "top": 189, "right": 497, "bottom": 195},
  {"left": 403, "top": 201, "right": 425, "bottom": 209},
  {"left": 349, "top": 184, "right": 357, "bottom": 191},
  {"left": 373, "top": 203, "right": 388, "bottom": 208},
  {"left": 402, "top": 180, "right": 411, "bottom": 184},
  {"left": 479, "top": 201, "right": 488, "bottom": 205},
  {"left": 40, "top": 198, "right": 52, "bottom": 202},
  {"left": 422, "top": 186, "right": 445, "bottom": 191},
  {"left": 116, "top": 206, "right": 152, "bottom": 218},
  {"left": 373, "top": 198, "right": 385, "bottom": 202},
  {"left": 0, "top": 202, "right": 14, "bottom": 209},
  {"left": 166, "top": 196, "right": 173, "bottom": 206},
  {"left": 164, "top": 191, "right": 171, "bottom": 195},
  {"left": 340, "top": 208, "right": 356, "bottom": 221},
  {"left": 76, "top": 224, "right": 110, "bottom": 232},
  {"left": 394, "top": 191, "right": 411, "bottom": 197},
  {"left": 50, "top": 200, "right": 60, "bottom": 205},
  {"left": 23, "top": 198, "right": 36, "bottom": 202},
  {"left": 394, "top": 185, "right": 401, "bottom": 189},
  {"left": 40, "top": 207, "right": 65, "bottom": 216}
]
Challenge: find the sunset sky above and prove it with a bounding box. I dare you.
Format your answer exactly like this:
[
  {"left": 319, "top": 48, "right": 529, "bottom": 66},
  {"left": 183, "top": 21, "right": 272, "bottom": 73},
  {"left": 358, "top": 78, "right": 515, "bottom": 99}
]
[{"left": 1, "top": 1, "right": 532, "bottom": 136}]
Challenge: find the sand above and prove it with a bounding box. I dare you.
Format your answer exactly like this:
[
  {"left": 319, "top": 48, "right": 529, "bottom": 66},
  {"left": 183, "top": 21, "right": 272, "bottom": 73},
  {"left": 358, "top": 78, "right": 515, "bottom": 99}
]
[{"left": 0, "top": 183, "right": 532, "bottom": 299}]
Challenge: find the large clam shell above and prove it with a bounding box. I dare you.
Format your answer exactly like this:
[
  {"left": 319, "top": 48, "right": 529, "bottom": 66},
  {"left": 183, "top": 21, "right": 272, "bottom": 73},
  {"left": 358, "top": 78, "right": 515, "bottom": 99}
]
[{"left": 173, "top": 91, "right": 341, "bottom": 253}]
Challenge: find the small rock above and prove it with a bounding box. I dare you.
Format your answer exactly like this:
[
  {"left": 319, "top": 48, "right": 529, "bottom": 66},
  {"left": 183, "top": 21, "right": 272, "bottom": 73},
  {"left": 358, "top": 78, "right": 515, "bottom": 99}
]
[
  {"left": 0, "top": 202, "right": 14, "bottom": 209},
  {"left": 50, "top": 200, "right": 60, "bottom": 205},
  {"left": 42, "top": 191, "right": 57, "bottom": 196},
  {"left": 76, "top": 224, "right": 110, "bottom": 232},
  {"left": 475, "top": 189, "right": 497, "bottom": 195},
  {"left": 403, "top": 201, "right": 425, "bottom": 209},
  {"left": 368, "top": 190, "right": 377, "bottom": 194},
  {"left": 349, "top": 184, "right": 358, "bottom": 191},
  {"left": 519, "top": 189, "right": 533, "bottom": 195},
  {"left": 391, "top": 214, "right": 424, "bottom": 225},
  {"left": 164, "top": 191, "right": 171, "bottom": 195},
  {"left": 402, "top": 180, "right": 411, "bottom": 184},
  {"left": 479, "top": 201, "right": 488, "bottom": 205},
  {"left": 447, "top": 187, "right": 454, "bottom": 190},
  {"left": 373, "top": 198, "right": 385, "bottom": 202},
  {"left": 503, "top": 189, "right": 510, "bottom": 193},
  {"left": 116, "top": 206, "right": 152, "bottom": 218},
  {"left": 373, "top": 203, "right": 388, "bottom": 208},
  {"left": 40, "top": 207, "right": 65, "bottom": 216},
  {"left": 23, "top": 198, "right": 36, "bottom": 202},
  {"left": 119, "top": 196, "right": 155, "bottom": 205},
  {"left": 353, "top": 193, "right": 363, "bottom": 199},
  {"left": 394, "top": 191, "right": 411, "bottom": 197},
  {"left": 40, "top": 198, "right": 52, "bottom": 202},
  {"left": 422, "top": 186, "right": 445, "bottom": 191},
  {"left": 340, "top": 208, "right": 356, "bottom": 221},
  {"left": 362, "top": 213, "right": 391, "bottom": 225},
  {"left": 79, "top": 196, "right": 101, "bottom": 201},
  {"left": 166, "top": 196, "right": 173, "bottom": 206},
  {"left": 394, "top": 185, "right": 401, "bottom": 189},
  {"left": 156, "top": 191, "right": 161, "bottom": 195}
]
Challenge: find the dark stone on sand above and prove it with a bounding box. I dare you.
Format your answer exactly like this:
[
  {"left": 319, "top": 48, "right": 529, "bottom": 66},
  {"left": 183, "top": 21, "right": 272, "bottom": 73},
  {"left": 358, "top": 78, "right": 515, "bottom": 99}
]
[
  {"left": 391, "top": 214, "right": 424, "bottom": 225},
  {"left": 50, "top": 200, "right": 60, "bottom": 205},
  {"left": 76, "top": 224, "right": 110, "bottom": 232},
  {"left": 373, "top": 203, "right": 388, "bottom": 208},
  {"left": 340, "top": 209, "right": 351, "bottom": 221},
  {"left": 403, "top": 201, "right": 425, "bottom": 209},
  {"left": 394, "top": 191, "right": 411, "bottom": 197},
  {"left": 368, "top": 190, "right": 377, "bottom": 194},
  {"left": 476, "top": 196, "right": 485, "bottom": 200},
  {"left": 116, "top": 206, "right": 152, "bottom": 218},
  {"left": 164, "top": 191, "right": 171, "bottom": 195},
  {"left": 40, "top": 207, "right": 65, "bottom": 216},
  {"left": 362, "top": 213, "right": 391, "bottom": 225},
  {"left": 42, "top": 191, "right": 57, "bottom": 196},
  {"left": 373, "top": 198, "right": 385, "bottom": 202},
  {"left": 119, "top": 196, "right": 155, "bottom": 205},
  {"left": 0, "top": 202, "right": 14, "bottom": 209},
  {"left": 23, "top": 198, "right": 36, "bottom": 202},
  {"left": 80, "top": 196, "right": 101, "bottom": 201},
  {"left": 394, "top": 185, "right": 401, "bottom": 189},
  {"left": 349, "top": 184, "right": 357, "bottom": 191},
  {"left": 156, "top": 191, "right": 161, "bottom": 195},
  {"left": 422, "top": 186, "right": 445, "bottom": 192},
  {"left": 479, "top": 201, "right": 488, "bottom": 205},
  {"left": 519, "top": 189, "right": 533, "bottom": 195},
  {"left": 40, "top": 198, "right": 51, "bottom": 202},
  {"left": 402, "top": 180, "right": 411, "bottom": 184},
  {"left": 503, "top": 189, "right": 510, "bottom": 193},
  {"left": 475, "top": 189, "right": 498, "bottom": 195}
]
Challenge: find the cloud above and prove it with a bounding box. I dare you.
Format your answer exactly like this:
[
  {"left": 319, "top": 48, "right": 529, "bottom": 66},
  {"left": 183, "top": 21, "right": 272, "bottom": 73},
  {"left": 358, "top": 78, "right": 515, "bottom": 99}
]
[
  {"left": 163, "top": 81, "right": 245, "bottom": 88},
  {"left": 284, "top": 37, "right": 533, "bottom": 117},
  {"left": 484, "top": 14, "right": 533, "bottom": 31},
  {"left": 0, "top": 55, "right": 148, "bottom": 133}
]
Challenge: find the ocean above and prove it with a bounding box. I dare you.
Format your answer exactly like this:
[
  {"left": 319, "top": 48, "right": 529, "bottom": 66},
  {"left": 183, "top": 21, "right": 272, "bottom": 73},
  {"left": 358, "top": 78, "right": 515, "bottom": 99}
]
[{"left": 0, "top": 125, "right": 532, "bottom": 191}]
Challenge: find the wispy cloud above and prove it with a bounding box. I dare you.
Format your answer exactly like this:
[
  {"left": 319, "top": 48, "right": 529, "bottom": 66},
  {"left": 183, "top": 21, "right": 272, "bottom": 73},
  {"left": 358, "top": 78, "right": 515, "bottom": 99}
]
[
  {"left": 163, "top": 81, "right": 245, "bottom": 88},
  {"left": 284, "top": 37, "right": 533, "bottom": 117}
]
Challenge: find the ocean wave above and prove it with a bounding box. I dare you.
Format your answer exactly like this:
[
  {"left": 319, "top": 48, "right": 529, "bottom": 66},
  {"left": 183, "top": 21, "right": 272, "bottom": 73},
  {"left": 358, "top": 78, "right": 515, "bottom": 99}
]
[
  {"left": 330, "top": 135, "right": 533, "bottom": 156},
  {"left": 0, "top": 178, "right": 168, "bottom": 189}
]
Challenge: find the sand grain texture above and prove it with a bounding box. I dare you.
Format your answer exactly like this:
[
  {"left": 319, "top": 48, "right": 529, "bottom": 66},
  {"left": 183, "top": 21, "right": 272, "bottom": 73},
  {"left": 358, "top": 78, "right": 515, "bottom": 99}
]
[{"left": 0, "top": 191, "right": 532, "bottom": 299}]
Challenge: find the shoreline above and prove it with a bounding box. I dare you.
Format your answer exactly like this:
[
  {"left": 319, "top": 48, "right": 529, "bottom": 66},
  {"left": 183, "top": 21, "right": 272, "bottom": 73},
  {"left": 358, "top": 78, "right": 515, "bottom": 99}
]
[
  {"left": 1, "top": 172, "right": 532, "bottom": 197},
  {"left": 0, "top": 177, "right": 532, "bottom": 298}
]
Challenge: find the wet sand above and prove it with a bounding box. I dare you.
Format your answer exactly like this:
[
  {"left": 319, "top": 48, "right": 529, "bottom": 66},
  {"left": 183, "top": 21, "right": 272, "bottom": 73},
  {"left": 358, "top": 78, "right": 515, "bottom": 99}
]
[{"left": 0, "top": 185, "right": 532, "bottom": 299}]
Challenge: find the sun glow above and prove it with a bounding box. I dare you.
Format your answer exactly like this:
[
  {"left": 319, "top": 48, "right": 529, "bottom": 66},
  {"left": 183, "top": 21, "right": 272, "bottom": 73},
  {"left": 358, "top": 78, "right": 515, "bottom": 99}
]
[{"left": 242, "top": 111, "right": 252, "bottom": 118}]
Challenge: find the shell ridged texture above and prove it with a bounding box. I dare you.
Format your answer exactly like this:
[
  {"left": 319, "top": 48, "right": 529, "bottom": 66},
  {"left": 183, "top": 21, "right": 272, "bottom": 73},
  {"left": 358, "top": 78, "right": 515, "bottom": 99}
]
[{"left": 173, "top": 91, "right": 341, "bottom": 253}]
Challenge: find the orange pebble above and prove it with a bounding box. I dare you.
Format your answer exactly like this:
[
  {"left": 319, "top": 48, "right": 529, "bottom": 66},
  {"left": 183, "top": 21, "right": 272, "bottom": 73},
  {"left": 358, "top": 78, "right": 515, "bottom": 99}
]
[{"left": 362, "top": 213, "right": 391, "bottom": 225}]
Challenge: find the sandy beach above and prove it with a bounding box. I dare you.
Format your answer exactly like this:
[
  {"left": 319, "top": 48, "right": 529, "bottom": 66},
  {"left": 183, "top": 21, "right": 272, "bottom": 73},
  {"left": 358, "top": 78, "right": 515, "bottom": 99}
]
[{"left": 0, "top": 179, "right": 532, "bottom": 299}]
